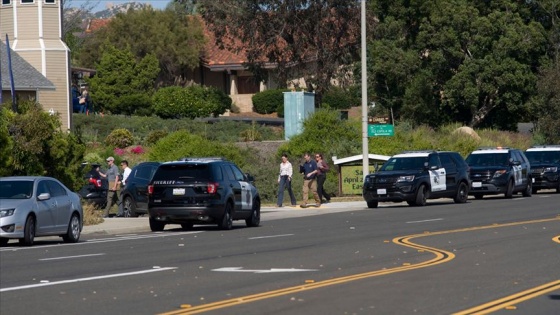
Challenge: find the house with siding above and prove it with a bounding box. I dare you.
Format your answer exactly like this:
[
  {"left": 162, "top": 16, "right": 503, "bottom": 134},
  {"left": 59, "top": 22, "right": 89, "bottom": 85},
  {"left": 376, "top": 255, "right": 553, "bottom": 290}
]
[{"left": 1, "top": 0, "right": 72, "bottom": 130}]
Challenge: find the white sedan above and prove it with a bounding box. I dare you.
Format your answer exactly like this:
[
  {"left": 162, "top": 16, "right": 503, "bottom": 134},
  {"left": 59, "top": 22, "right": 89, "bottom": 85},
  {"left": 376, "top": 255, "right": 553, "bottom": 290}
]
[{"left": 0, "top": 176, "right": 83, "bottom": 246}]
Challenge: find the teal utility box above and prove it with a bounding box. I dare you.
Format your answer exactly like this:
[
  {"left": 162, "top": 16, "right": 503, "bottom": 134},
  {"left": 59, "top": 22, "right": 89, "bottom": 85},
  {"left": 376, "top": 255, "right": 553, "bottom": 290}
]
[{"left": 283, "top": 91, "right": 315, "bottom": 140}]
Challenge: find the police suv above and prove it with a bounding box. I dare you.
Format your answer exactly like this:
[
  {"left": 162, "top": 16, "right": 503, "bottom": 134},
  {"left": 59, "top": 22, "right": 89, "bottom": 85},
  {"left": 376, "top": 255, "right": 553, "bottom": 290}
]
[
  {"left": 362, "top": 151, "right": 470, "bottom": 208},
  {"left": 147, "top": 158, "right": 261, "bottom": 231},
  {"left": 525, "top": 145, "right": 560, "bottom": 193},
  {"left": 465, "top": 147, "right": 532, "bottom": 199}
]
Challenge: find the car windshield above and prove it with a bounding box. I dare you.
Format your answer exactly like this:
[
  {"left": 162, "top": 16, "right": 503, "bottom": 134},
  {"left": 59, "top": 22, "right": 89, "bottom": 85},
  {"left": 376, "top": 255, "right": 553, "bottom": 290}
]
[
  {"left": 0, "top": 181, "right": 34, "bottom": 199},
  {"left": 466, "top": 153, "right": 509, "bottom": 166},
  {"left": 525, "top": 151, "right": 560, "bottom": 164},
  {"left": 153, "top": 164, "right": 212, "bottom": 181},
  {"left": 380, "top": 157, "right": 427, "bottom": 171}
]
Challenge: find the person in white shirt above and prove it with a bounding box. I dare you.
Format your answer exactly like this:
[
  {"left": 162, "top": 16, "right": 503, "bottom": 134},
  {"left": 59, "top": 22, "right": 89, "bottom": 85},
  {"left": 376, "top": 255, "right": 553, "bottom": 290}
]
[
  {"left": 277, "top": 153, "right": 297, "bottom": 207},
  {"left": 116, "top": 160, "right": 132, "bottom": 217}
]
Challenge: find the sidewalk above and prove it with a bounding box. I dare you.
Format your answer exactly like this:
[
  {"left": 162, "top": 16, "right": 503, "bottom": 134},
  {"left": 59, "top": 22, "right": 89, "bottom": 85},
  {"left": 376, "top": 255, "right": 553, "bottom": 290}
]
[{"left": 82, "top": 201, "right": 367, "bottom": 235}]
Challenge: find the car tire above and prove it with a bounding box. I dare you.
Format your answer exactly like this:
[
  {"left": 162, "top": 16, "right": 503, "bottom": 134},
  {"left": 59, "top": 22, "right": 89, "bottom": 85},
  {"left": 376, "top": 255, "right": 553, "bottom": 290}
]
[
  {"left": 406, "top": 200, "right": 416, "bottom": 206},
  {"left": 62, "top": 213, "right": 81, "bottom": 243},
  {"left": 415, "top": 184, "right": 427, "bottom": 206},
  {"left": 522, "top": 180, "right": 532, "bottom": 197},
  {"left": 454, "top": 182, "right": 469, "bottom": 203},
  {"left": 504, "top": 179, "right": 514, "bottom": 198},
  {"left": 180, "top": 222, "right": 194, "bottom": 230},
  {"left": 556, "top": 181, "right": 560, "bottom": 193},
  {"left": 245, "top": 199, "right": 261, "bottom": 227},
  {"left": 532, "top": 188, "right": 538, "bottom": 194},
  {"left": 149, "top": 217, "right": 165, "bottom": 232},
  {"left": 218, "top": 202, "right": 233, "bottom": 230},
  {"left": 123, "top": 196, "right": 138, "bottom": 218},
  {"left": 19, "top": 216, "right": 35, "bottom": 246},
  {"left": 474, "top": 194, "right": 484, "bottom": 200},
  {"left": 366, "top": 200, "right": 379, "bottom": 208}
]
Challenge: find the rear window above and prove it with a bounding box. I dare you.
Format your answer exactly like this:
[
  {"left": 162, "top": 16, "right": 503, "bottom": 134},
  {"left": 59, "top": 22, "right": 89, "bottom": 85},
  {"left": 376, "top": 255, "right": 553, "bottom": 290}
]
[
  {"left": 152, "top": 164, "right": 219, "bottom": 181},
  {"left": 0, "top": 180, "right": 34, "bottom": 199}
]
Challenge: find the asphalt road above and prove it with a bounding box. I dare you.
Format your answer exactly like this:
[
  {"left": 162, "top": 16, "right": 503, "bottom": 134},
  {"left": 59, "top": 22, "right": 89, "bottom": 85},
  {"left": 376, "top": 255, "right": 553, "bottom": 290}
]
[{"left": 1, "top": 193, "right": 559, "bottom": 315}]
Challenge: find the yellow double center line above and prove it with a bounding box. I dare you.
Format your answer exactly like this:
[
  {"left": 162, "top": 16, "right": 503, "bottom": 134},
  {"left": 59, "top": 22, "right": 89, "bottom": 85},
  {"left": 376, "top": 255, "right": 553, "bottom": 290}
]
[{"left": 160, "top": 217, "right": 560, "bottom": 315}]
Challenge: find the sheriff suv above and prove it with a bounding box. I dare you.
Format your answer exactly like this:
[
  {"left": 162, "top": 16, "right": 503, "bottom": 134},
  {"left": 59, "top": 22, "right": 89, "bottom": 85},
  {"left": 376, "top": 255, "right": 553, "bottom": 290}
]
[
  {"left": 147, "top": 158, "right": 261, "bottom": 231},
  {"left": 363, "top": 151, "right": 470, "bottom": 208},
  {"left": 465, "top": 147, "right": 532, "bottom": 199},
  {"left": 525, "top": 145, "right": 560, "bottom": 194}
]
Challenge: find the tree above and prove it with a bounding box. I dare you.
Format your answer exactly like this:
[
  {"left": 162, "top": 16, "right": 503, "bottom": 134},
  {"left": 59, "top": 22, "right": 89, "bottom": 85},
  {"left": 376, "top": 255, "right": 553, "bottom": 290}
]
[
  {"left": 368, "top": 0, "right": 548, "bottom": 131},
  {"left": 77, "top": 7, "right": 206, "bottom": 86},
  {"left": 198, "top": 0, "right": 360, "bottom": 106},
  {"left": 88, "top": 44, "right": 159, "bottom": 115}
]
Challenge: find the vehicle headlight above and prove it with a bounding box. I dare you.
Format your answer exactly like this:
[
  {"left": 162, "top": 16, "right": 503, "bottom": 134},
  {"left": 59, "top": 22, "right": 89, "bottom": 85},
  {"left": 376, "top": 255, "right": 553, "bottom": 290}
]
[
  {"left": 492, "top": 170, "right": 507, "bottom": 178},
  {"left": 0, "top": 209, "right": 15, "bottom": 217},
  {"left": 397, "top": 175, "right": 415, "bottom": 182},
  {"left": 544, "top": 167, "right": 558, "bottom": 172}
]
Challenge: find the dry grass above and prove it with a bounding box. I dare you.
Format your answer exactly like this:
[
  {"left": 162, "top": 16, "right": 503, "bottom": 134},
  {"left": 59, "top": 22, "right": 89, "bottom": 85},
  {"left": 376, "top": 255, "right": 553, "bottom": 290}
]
[{"left": 82, "top": 202, "right": 104, "bottom": 226}]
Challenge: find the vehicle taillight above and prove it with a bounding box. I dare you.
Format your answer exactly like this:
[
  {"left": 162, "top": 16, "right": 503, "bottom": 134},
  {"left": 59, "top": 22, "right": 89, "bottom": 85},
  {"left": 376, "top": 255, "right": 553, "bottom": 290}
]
[
  {"left": 207, "top": 182, "right": 219, "bottom": 194},
  {"left": 148, "top": 185, "right": 153, "bottom": 195},
  {"left": 89, "top": 178, "right": 102, "bottom": 188}
]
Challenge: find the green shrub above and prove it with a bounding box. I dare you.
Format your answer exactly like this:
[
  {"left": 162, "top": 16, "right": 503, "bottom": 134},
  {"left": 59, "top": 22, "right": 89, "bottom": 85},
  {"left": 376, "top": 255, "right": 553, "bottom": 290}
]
[
  {"left": 322, "top": 86, "right": 360, "bottom": 109},
  {"left": 252, "top": 89, "right": 289, "bottom": 115},
  {"left": 105, "top": 128, "right": 134, "bottom": 148},
  {"left": 152, "top": 85, "right": 231, "bottom": 119},
  {"left": 148, "top": 130, "right": 245, "bottom": 167},
  {"left": 145, "top": 129, "right": 169, "bottom": 145}
]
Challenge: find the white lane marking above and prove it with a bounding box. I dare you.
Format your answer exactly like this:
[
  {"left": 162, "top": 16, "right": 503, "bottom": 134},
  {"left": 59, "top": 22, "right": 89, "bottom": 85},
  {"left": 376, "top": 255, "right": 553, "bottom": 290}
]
[
  {"left": 39, "top": 253, "right": 105, "bottom": 261},
  {"left": 0, "top": 267, "right": 177, "bottom": 292},
  {"left": 406, "top": 218, "right": 444, "bottom": 224},
  {"left": 248, "top": 234, "right": 294, "bottom": 240},
  {"left": 0, "top": 231, "right": 204, "bottom": 252},
  {"left": 212, "top": 267, "right": 317, "bottom": 273}
]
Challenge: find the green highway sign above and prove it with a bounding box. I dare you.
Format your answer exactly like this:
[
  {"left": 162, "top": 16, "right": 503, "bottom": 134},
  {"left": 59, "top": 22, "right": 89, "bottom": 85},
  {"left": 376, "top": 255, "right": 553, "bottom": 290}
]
[{"left": 368, "top": 124, "right": 394, "bottom": 137}]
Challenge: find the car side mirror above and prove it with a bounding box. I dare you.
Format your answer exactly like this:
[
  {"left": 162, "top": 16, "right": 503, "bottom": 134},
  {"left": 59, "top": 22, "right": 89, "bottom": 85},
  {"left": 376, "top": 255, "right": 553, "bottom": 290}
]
[
  {"left": 37, "top": 193, "right": 51, "bottom": 201},
  {"left": 246, "top": 173, "right": 255, "bottom": 182}
]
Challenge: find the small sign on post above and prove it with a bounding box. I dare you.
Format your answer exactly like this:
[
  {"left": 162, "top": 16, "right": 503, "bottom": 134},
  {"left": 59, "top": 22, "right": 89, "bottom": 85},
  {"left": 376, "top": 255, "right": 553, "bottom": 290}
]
[{"left": 367, "top": 116, "right": 394, "bottom": 137}]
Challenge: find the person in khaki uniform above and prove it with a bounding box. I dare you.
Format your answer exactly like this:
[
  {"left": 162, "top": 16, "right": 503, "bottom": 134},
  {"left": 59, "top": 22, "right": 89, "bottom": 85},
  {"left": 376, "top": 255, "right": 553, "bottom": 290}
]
[
  {"left": 99, "top": 156, "right": 120, "bottom": 218},
  {"left": 299, "top": 152, "right": 321, "bottom": 207}
]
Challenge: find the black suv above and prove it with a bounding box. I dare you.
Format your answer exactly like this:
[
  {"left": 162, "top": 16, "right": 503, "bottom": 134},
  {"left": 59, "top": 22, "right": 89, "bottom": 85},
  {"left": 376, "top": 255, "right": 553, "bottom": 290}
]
[
  {"left": 363, "top": 151, "right": 470, "bottom": 208},
  {"left": 147, "top": 158, "right": 261, "bottom": 231},
  {"left": 465, "top": 147, "right": 532, "bottom": 199},
  {"left": 525, "top": 145, "right": 560, "bottom": 193},
  {"left": 120, "top": 162, "right": 161, "bottom": 217}
]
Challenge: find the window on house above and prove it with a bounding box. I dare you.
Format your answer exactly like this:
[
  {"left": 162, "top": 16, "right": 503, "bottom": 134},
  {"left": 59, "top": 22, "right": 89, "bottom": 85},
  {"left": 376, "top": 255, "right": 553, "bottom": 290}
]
[
  {"left": 44, "top": 0, "right": 55, "bottom": 3},
  {"left": 21, "top": 0, "right": 34, "bottom": 4},
  {"left": 2, "top": 0, "right": 12, "bottom": 6}
]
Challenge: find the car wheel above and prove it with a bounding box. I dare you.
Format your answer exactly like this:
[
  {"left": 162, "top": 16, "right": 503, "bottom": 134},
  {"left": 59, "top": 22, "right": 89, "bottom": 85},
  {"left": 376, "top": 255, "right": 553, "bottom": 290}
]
[
  {"left": 366, "top": 200, "right": 378, "bottom": 208},
  {"left": 504, "top": 179, "right": 514, "bottom": 198},
  {"left": 218, "top": 202, "right": 233, "bottom": 230},
  {"left": 474, "top": 194, "right": 484, "bottom": 200},
  {"left": 522, "top": 180, "right": 532, "bottom": 197},
  {"left": 415, "top": 184, "right": 427, "bottom": 206},
  {"left": 454, "top": 182, "right": 469, "bottom": 203},
  {"left": 0, "top": 238, "right": 8, "bottom": 246},
  {"left": 532, "top": 188, "right": 538, "bottom": 194},
  {"left": 246, "top": 199, "right": 261, "bottom": 227},
  {"left": 149, "top": 217, "right": 165, "bottom": 232},
  {"left": 406, "top": 200, "right": 416, "bottom": 206},
  {"left": 556, "top": 181, "right": 560, "bottom": 193},
  {"left": 62, "top": 213, "right": 81, "bottom": 243},
  {"left": 19, "top": 216, "right": 35, "bottom": 246},
  {"left": 123, "top": 196, "right": 138, "bottom": 218},
  {"left": 180, "top": 222, "right": 194, "bottom": 230}
]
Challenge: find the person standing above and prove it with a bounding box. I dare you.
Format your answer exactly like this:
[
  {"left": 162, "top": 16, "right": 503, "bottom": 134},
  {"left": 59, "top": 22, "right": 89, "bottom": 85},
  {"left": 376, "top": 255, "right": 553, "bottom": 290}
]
[
  {"left": 277, "top": 153, "right": 297, "bottom": 207},
  {"left": 300, "top": 152, "right": 321, "bottom": 207},
  {"left": 99, "top": 156, "right": 119, "bottom": 218},
  {"left": 315, "top": 153, "right": 331, "bottom": 203},
  {"left": 116, "top": 160, "right": 132, "bottom": 217}
]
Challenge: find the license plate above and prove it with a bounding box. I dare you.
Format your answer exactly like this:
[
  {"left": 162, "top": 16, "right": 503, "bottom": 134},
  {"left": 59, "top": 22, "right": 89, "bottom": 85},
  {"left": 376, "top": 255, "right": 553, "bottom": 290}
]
[
  {"left": 377, "top": 188, "right": 387, "bottom": 195},
  {"left": 472, "top": 182, "right": 482, "bottom": 188},
  {"left": 173, "top": 188, "right": 185, "bottom": 195}
]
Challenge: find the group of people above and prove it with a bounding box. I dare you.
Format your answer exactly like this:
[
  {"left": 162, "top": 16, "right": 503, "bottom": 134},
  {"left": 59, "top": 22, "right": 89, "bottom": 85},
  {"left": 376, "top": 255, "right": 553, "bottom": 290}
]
[
  {"left": 98, "top": 157, "right": 131, "bottom": 218},
  {"left": 72, "top": 84, "right": 91, "bottom": 114},
  {"left": 276, "top": 152, "right": 331, "bottom": 208}
]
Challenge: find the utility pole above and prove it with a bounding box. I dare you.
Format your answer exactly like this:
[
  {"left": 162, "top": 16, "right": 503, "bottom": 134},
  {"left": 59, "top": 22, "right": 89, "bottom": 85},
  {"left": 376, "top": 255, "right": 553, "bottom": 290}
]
[{"left": 361, "top": 0, "right": 369, "bottom": 179}]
